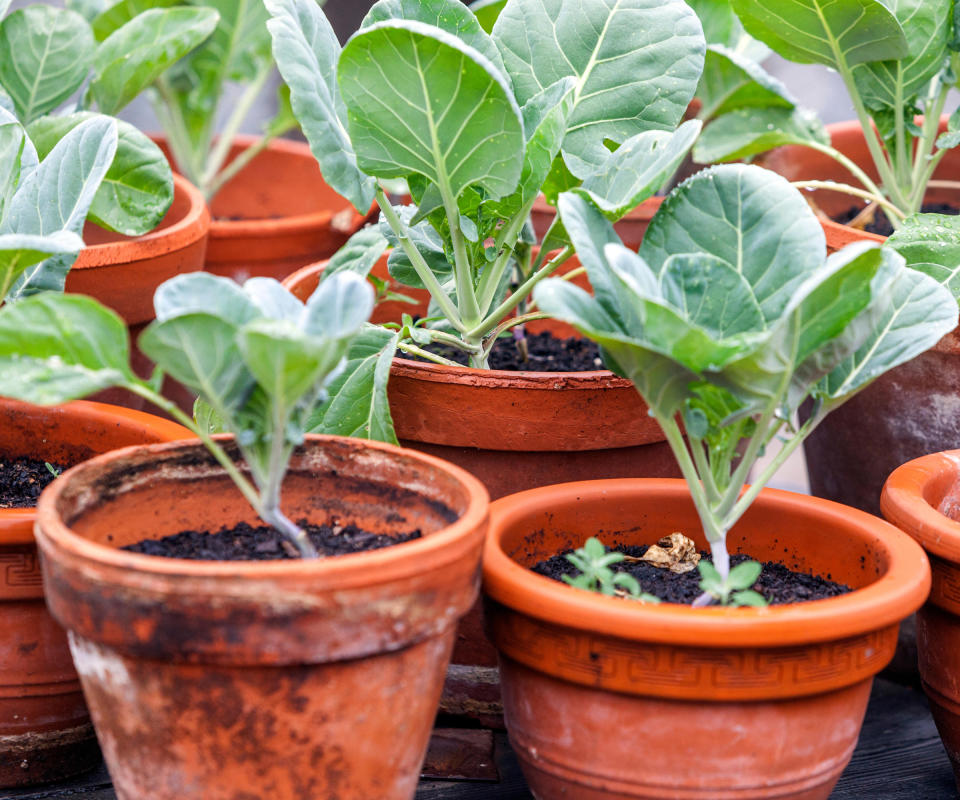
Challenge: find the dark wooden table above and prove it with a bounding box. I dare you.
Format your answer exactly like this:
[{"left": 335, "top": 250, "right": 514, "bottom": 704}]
[{"left": 3, "top": 678, "right": 955, "bottom": 799}]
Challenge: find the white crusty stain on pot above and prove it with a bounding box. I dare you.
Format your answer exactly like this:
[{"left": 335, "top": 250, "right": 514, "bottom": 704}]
[{"left": 68, "top": 634, "right": 133, "bottom": 695}]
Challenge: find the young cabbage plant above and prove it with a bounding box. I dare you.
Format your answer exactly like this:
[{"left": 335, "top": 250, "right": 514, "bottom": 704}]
[
  {"left": 0, "top": 1, "right": 219, "bottom": 237},
  {"left": 692, "top": 0, "right": 960, "bottom": 234},
  {"left": 0, "top": 112, "right": 118, "bottom": 301},
  {"left": 0, "top": 270, "right": 374, "bottom": 559},
  {"left": 562, "top": 537, "right": 661, "bottom": 604},
  {"left": 263, "top": 0, "right": 706, "bottom": 440},
  {"left": 533, "top": 163, "right": 958, "bottom": 604}
]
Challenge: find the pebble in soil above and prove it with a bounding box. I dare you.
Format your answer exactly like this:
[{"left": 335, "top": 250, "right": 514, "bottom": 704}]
[
  {"left": 835, "top": 202, "right": 958, "bottom": 238},
  {"left": 411, "top": 330, "right": 606, "bottom": 372},
  {"left": 532, "top": 543, "right": 852, "bottom": 605},
  {"left": 0, "top": 456, "right": 67, "bottom": 509},
  {"left": 123, "top": 519, "right": 422, "bottom": 561}
]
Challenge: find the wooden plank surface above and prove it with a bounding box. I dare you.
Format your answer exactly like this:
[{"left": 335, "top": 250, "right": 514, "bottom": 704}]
[{"left": 2, "top": 679, "right": 954, "bottom": 800}]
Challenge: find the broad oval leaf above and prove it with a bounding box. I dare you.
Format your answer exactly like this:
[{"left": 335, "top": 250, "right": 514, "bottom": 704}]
[
  {"left": 321, "top": 226, "right": 389, "bottom": 283},
  {"left": 886, "top": 213, "right": 960, "bottom": 301},
  {"left": 0, "top": 230, "right": 85, "bottom": 303},
  {"left": 0, "top": 120, "right": 27, "bottom": 221},
  {"left": 91, "top": 0, "right": 181, "bottom": 41},
  {"left": 27, "top": 112, "right": 173, "bottom": 236},
  {"left": 339, "top": 20, "right": 524, "bottom": 201},
  {"left": 470, "top": 0, "right": 506, "bottom": 33},
  {"left": 0, "top": 6, "right": 95, "bottom": 123},
  {"left": 693, "top": 106, "right": 828, "bottom": 164},
  {"left": 639, "top": 163, "right": 826, "bottom": 324},
  {"left": 697, "top": 45, "right": 796, "bottom": 120},
  {"left": 153, "top": 271, "right": 260, "bottom": 324},
  {"left": 731, "top": 0, "right": 908, "bottom": 68},
  {"left": 243, "top": 278, "right": 303, "bottom": 321},
  {"left": 90, "top": 6, "right": 220, "bottom": 115},
  {"left": 265, "top": 0, "right": 376, "bottom": 214},
  {"left": 303, "top": 271, "right": 375, "bottom": 339},
  {"left": 493, "top": 0, "right": 706, "bottom": 178}
]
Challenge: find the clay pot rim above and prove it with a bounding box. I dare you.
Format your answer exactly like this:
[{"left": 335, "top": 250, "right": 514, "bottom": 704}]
[
  {"left": 0, "top": 400, "right": 190, "bottom": 547},
  {"left": 205, "top": 134, "right": 371, "bottom": 238},
  {"left": 72, "top": 174, "right": 209, "bottom": 270},
  {"left": 483, "top": 478, "right": 930, "bottom": 648},
  {"left": 882, "top": 450, "right": 960, "bottom": 564},
  {"left": 35, "top": 434, "right": 489, "bottom": 583}
]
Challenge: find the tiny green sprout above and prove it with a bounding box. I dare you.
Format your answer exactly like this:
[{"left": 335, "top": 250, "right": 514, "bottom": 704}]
[
  {"left": 44, "top": 462, "right": 60, "bottom": 478},
  {"left": 697, "top": 560, "right": 768, "bottom": 607},
  {"left": 562, "top": 537, "right": 661, "bottom": 604}
]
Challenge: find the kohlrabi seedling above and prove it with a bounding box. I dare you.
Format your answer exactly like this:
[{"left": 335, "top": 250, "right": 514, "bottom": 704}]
[
  {"left": 0, "top": 269, "right": 374, "bottom": 559},
  {"left": 263, "top": 0, "right": 706, "bottom": 441},
  {"left": 0, "top": 1, "right": 219, "bottom": 237},
  {"left": 562, "top": 537, "right": 661, "bottom": 604},
  {"left": 0, "top": 112, "right": 118, "bottom": 301},
  {"left": 533, "top": 164, "right": 958, "bottom": 605},
  {"left": 691, "top": 0, "right": 960, "bottom": 238}
]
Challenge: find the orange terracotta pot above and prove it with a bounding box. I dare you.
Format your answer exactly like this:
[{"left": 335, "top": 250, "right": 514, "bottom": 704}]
[
  {"left": 484, "top": 479, "right": 930, "bottom": 799},
  {"left": 34, "top": 435, "right": 488, "bottom": 800},
  {"left": 0, "top": 399, "right": 188, "bottom": 787},
  {"left": 179, "top": 135, "right": 372, "bottom": 282},
  {"left": 530, "top": 195, "right": 664, "bottom": 251},
  {"left": 882, "top": 451, "right": 960, "bottom": 791}
]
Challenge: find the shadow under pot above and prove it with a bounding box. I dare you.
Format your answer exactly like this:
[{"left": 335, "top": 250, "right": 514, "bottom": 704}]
[
  {"left": 0, "top": 398, "right": 188, "bottom": 788},
  {"left": 483, "top": 478, "right": 930, "bottom": 799},
  {"left": 33, "top": 435, "right": 488, "bottom": 800}
]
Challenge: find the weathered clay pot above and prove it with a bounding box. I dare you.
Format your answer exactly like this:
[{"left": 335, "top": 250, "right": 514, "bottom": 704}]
[
  {"left": 0, "top": 399, "right": 188, "bottom": 787},
  {"left": 34, "top": 435, "right": 488, "bottom": 800},
  {"left": 882, "top": 450, "right": 960, "bottom": 791},
  {"left": 185, "top": 135, "right": 371, "bottom": 282},
  {"left": 530, "top": 195, "right": 664, "bottom": 251},
  {"left": 484, "top": 479, "right": 930, "bottom": 799}
]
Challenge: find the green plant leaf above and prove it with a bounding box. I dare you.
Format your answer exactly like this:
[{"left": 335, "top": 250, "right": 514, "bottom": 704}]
[
  {"left": 243, "top": 277, "right": 303, "bottom": 320},
  {"left": 0, "top": 6, "right": 95, "bottom": 123},
  {"left": 91, "top": 0, "right": 181, "bottom": 40},
  {"left": 302, "top": 271, "right": 375, "bottom": 340},
  {"left": 852, "top": 0, "right": 952, "bottom": 110},
  {"left": 321, "top": 226, "right": 389, "bottom": 283},
  {"left": 886, "top": 213, "right": 960, "bottom": 301},
  {"left": 731, "top": 589, "right": 767, "bottom": 606},
  {"left": 0, "top": 120, "right": 27, "bottom": 220},
  {"left": 579, "top": 120, "right": 702, "bottom": 221},
  {"left": 493, "top": 0, "right": 705, "bottom": 178},
  {"left": 693, "top": 106, "right": 829, "bottom": 163},
  {"left": 265, "top": 0, "right": 376, "bottom": 214},
  {"left": 697, "top": 44, "right": 796, "bottom": 120},
  {"left": 730, "top": 0, "right": 909, "bottom": 68},
  {"left": 90, "top": 6, "right": 219, "bottom": 115},
  {"left": 27, "top": 112, "right": 173, "bottom": 236},
  {"left": 727, "top": 559, "right": 762, "bottom": 589},
  {"left": 639, "top": 164, "right": 825, "bottom": 325},
  {"left": 470, "top": 0, "right": 505, "bottom": 33},
  {"left": 68, "top": 0, "right": 109, "bottom": 23},
  {"left": 306, "top": 324, "right": 399, "bottom": 442},
  {"left": 937, "top": 108, "right": 960, "bottom": 150},
  {"left": 381, "top": 204, "right": 454, "bottom": 290},
  {"left": 153, "top": 271, "right": 261, "bottom": 324},
  {"left": 339, "top": 20, "right": 523, "bottom": 203},
  {"left": 0, "top": 293, "right": 134, "bottom": 403},
  {"left": 687, "top": 0, "right": 755, "bottom": 49}
]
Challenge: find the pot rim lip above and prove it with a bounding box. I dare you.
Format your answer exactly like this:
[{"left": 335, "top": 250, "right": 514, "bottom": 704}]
[
  {"left": 72, "top": 173, "right": 209, "bottom": 269},
  {"left": 389, "top": 353, "right": 634, "bottom": 387},
  {"left": 531, "top": 193, "right": 664, "bottom": 219},
  {"left": 483, "top": 478, "right": 930, "bottom": 647},
  {"left": 34, "top": 433, "right": 490, "bottom": 580},
  {"left": 203, "top": 134, "right": 371, "bottom": 238},
  {"left": 0, "top": 400, "right": 191, "bottom": 547},
  {"left": 881, "top": 450, "right": 960, "bottom": 563}
]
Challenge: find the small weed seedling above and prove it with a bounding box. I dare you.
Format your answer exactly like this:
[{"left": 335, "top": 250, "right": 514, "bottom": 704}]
[{"left": 562, "top": 537, "right": 660, "bottom": 604}]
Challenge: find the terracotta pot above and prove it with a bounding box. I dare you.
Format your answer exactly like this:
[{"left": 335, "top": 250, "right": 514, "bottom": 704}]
[
  {"left": 34, "top": 435, "right": 488, "bottom": 800},
  {"left": 179, "top": 134, "right": 372, "bottom": 282},
  {"left": 484, "top": 478, "right": 930, "bottom": 799},
  {"left": 0, "top": 399, "right": 188, "bottom": 787},
  {"left": 530, "top": 195, "right": 664, "bottom": 251},
  {"left": 882, "top": 451, "right": 960, "bottom": 791}
]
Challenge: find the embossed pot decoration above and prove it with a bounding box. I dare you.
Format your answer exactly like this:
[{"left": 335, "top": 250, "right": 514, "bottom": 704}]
[
  {"left": 0, "top": 399, "right": 188, "bottom": 788},
  {"left": 761, "top": 119, "right": 960, "bottom": 518},
  {"left": 34, "top": 435, "right": 487, "bottom": 800},
  {"left": 483, "top": 479, "right": 930, "bottom": 800},
  {"left": 881, "top": 450, "right": 960, "bottom": 791},
  {"left": 158, "top": 135, "right": 372, "bottom": 282}
]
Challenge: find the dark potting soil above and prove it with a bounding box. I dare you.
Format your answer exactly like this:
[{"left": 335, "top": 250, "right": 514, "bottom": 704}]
[
  {"left": 411, "top": 330, "right": 606, "bottom": 372},
  {"left": 835, "top": 201, "right": 959, "bottom": 237},
  {"left": 532, "top": 543, "right": 852, "bottom": 605},
  {"left": 0, "top": 456, "right": 67, "bottom": 509},
  {"left": 122, "top": 519, "right": 422, "bottom": 561}
]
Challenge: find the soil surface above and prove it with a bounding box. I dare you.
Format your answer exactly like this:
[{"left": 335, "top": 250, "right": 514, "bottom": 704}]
[
  {"left": 0, "top": 456, "right": 67, "bottom": 509},
  {"left": 835, "top": 201, "right": 958, "bottom": 237},
  {"left": 123, "top": 519, "right": 422, "bottom": 561},
  {"left": 412, "top": 330, "right": 606, "bottom": 372},
  {"left": 533, "top": 542, "right": 852, "bottom": 605}
]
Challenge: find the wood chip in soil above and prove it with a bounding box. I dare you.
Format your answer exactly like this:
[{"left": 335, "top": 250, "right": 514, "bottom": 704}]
[
  {"left": 0, "top": 456, "right": 66, "bottom": 509},
  {"left": 532, "top": 543, "right": 852, "bottom": 605},
  {"left": 123, "top": 519, "right": 422, "bottom": 560}
]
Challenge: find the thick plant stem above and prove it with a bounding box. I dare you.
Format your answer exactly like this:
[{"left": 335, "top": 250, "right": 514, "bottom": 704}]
[
  {"left": 205, "top": 132, "right": 278, "bottom": 204},
  {"left": 710, "top": 539, "right": 731, "bottom": 583},
  {"left": 261, "top": 503, "right": 319, "bottom": 559},
  {"left": 790, "top": 181, "right": 906, "bottom": 223}
]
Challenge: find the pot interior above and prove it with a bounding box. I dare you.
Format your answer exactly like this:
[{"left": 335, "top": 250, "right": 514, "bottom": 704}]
[
  {"left": 500, "top": 484, "right": 889, "bottom": 591},
  {"left": 57, "top": 438, "right": 469, "bottom": 552}
]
